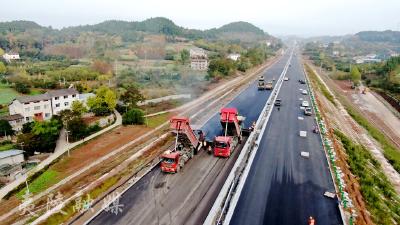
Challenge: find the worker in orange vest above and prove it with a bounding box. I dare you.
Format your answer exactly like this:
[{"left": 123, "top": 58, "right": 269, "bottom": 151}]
[{"left": 308, "top": 216, "right": 316, "bottom": 225}]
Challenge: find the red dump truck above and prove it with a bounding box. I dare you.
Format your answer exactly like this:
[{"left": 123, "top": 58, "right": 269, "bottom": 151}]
[
  {"left": 160, "top": 117, "right": 205, "bottom": 173},
  {"left": 213, "top": 108, "right": 246, "bottom": 157}
]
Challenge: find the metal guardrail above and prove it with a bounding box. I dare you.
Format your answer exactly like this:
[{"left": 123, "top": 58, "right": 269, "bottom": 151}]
[{"left": 204, "top": 49, "right": 293, "bottom": 225}]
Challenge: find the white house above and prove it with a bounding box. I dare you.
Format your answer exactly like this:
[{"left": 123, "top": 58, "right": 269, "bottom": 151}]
[
  {"left": 227, "top": 53, "right": 241, "bottom": 61},
  {"left": 8, "top": 88, "right": 79, "bottom": 124},
  {"left": 47, "top": 89, "right": 79, "bottom": 115},
  {"left": 190, "top": 49, "right": 208, "bottom": 71},
  {"left": 9, "top": 94, "right": 53, "bottom": 122},
  {"left": 2, "top": 52, "right": 20, "bottom": 63}
]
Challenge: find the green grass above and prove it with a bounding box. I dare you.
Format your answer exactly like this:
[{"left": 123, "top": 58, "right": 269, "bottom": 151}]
[
  {"left": 146, "top": 113, "right": 170, "bottom": 128},
  {"left": 0, "top": 143, "right": 16, "bottom": 151},
  {"left": 28, "top": 88, "right": 44, "bottom": 95},
  {"left": 339, "top": 95, "right": 400, "bottom": 173},
  {"left": 305, "top": 64, "right": 336, "bottom": 106},
  {"left": 16, "top": 169, "right": 60, "bottom": 199},
  {"left": 334, "top": 130, "right": 400, "bottom": 224},
  {"left": 0, "top": 83, "right": 19, "bottom": 105}
]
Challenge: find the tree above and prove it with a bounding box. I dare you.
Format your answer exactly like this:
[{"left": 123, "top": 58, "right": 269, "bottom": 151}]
[
  {"left": 0, "top": 120, "right": 14, "bottom": 136},
  {"left": 17, "top": 119, "right": 62, "bottom": 155},
  {"left": 350, "top": 66, "right": 362, "bottom": 85},
  {"left": 0, "top": 62, "right": 6, "bottom": 75},
  {"left": 91, "top": 60, "right": 112, "bottom": 74},
  {"left": 15, "top": 82, "right": 30, "bottom": 94},
  {"left": 122, "top": 108, "right": 145, "bottom": 125},
  {"left": 71, "top": 100, "right": 87, "bottom": 116},
  {"left": 87, "top": 86, "right": 117, "bottom": 115},
  {"left": 67, "top": 117, "right": 88, "bottom": 142},
  {"left": 180, "top": 49, "right": 190, "bottom": 65},
  {"left": 120, "top": 85, "right": 145, "bottom": 108},
  {"left": 208, "top": 58, "right": 236, "bottom": 78}
]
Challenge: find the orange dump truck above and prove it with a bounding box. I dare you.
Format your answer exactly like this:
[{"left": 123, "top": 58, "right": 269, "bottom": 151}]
[
  {"left": 213, "top": 108, "right": 246, "bottom": 157},
  {"left": 160, "top": 116, "right": 205, "bottom": 173}
]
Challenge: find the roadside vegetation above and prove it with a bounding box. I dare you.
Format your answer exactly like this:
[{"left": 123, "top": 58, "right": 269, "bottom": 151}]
[
  {"left": 305, "top": 64, "right": 336, "bottom": 105},
  {"left": 16, "top": 169, "right": 60, "bottom": 199},
  {"left": 338, "top": 95, "right": 400, "bottom": 173},
  {"left": 334, "top": 130, "right": 400, "bottom": 225}
]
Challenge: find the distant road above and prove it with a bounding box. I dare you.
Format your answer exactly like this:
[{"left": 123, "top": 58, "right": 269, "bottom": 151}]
[{"left": 230, "top": 51, "right": 342, "bottom": 225}]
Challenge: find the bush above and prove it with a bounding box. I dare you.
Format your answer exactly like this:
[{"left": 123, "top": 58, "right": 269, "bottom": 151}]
[
  {"left": 15, "top": 82, "right": 30, "bottom": 94},
  {"left": 87, "top": 124, "right": 101, "bottom": 134},
  {"left": 122, "top": 108, "right": 145, "bottom": 125},
  {"left": 92, "top": 106, "right": 112, "bottom": 116}
]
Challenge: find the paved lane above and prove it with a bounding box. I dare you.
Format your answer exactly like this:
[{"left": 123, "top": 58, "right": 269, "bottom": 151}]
[
  {"left": 88, "top": 52, "right": 292, "bottom": 225},
  {"left": 230, "top": 52, "right": 342, "bottom": 225}
]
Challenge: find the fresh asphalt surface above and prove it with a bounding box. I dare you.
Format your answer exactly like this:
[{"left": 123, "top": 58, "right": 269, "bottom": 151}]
[
  {"left": 87, "top": 52, "right": 292, "bottom": 225},
  {"left": 230, "top": 53, "right": 342, "bottom": 225}
]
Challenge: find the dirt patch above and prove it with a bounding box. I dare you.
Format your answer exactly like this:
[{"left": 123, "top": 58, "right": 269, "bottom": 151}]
[
  {"left": 327, "top": 77, "right": 400, "bottom": 149},
  {"left": 52, "top": 125, "right": 152, "bottom": 175},
  {"left": 82, "top": 116, "right": 101, "bottom": 125}
]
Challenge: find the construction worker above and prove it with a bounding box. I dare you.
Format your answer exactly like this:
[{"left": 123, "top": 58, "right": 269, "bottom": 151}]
[{"left": 308, "top": 216, "right": 316, "bottom": 225}]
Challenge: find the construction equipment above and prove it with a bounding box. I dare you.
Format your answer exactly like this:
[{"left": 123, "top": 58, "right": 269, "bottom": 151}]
[
  {"left": 160, "top": 117, "right": 205, "bottom": 173},
  {"left": 213, "top": 108, "right": 246, "bottom": 157},
  {"left": 258, "top": 80, "right": 266, "bottom": 90},
  {"left": 265, "top": 81, "right": 273, "bottom": 90}
]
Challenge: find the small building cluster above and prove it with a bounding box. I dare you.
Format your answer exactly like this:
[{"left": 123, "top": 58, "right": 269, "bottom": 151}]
[
  {"left": 3, "top": 88, "right": 93, "bottom": 131},
  {"left": 190, "top": 49, "right": 208, "bottom": 71},
  {"left": 353, "top": 54, "right": 382, "bottom": 64}
]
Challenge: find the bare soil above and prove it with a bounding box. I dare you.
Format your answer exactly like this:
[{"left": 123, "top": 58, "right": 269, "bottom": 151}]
[{"left": 331, "top": 79, "right": 400, "bottom": 149}]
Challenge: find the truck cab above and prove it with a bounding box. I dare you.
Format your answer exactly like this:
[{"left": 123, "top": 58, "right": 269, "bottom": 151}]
[
  {"left": 213, "top": 108, "right": 243, "bottom": 157},
  {"left": 214, "top": 136, "right": 236, "bottom": 157},
  {"left": 159, "top": 117, "right": 202, "bottom": 173},
  {"left": 160, "top": 151, "right": 180, "bottom": 173}
]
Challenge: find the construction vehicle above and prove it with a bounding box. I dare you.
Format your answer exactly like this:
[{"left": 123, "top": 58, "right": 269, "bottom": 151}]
[
  {"left": 258, "top": 80, "right": 266, "bottom": 90},
  {"left": 258, "top": 75, "right": 266, "bottom": 90},
  {"left": 160, "top": 117, "right": 205, "bottom": 173},
  {"left": 265, "top": 81, "right": 273, "bottom": 90},
  {"left": 213, "top": 108, "right": 247, "bottom": 157}
]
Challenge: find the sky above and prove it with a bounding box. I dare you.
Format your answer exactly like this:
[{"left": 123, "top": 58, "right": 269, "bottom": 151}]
[{"left": 1, "top": 0, "right": 399, "bottom": 37}]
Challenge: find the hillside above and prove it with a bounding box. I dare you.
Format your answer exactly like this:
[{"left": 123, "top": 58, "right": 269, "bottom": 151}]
[
  {"left": 0, "top": 18, "right": 272, "bottom": 57},
  {"left": 356, "top": 30, "right": 400, "bottom": 43}
]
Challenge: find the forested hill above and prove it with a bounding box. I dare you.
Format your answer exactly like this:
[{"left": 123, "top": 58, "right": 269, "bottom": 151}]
[
  {"left": 0, "top": 17, "right": 269, "bottom": 41},
  {"left": 355, "top": 30, "right": 400, "bottom": 43}
]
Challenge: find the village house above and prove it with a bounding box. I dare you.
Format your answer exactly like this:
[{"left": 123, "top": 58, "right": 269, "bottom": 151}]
[
  {"left": 2, "top": 52, "right": 20, "bottom": 63},
  {"left": 9, "top": 94, "right": 53, "bottom": 123},
  {"left": 227, "top": 53, "right": 241, "bottom": 61},
  {"left": 190, "top": 49, "right": 208, "bottom": 71},
  {"left": 7, "top": 88, "right": 80, "bottom": 125},
  {"left": 47, "top": 88, "right": 79, "bottom": 115}
]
